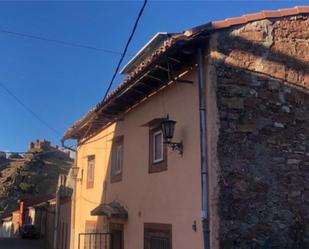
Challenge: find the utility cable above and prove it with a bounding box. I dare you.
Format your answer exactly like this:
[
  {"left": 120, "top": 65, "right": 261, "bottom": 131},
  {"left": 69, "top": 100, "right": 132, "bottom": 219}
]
[
  {"left": 78, "top": 0, "right": 147, "bottom": 141},
  {"left": 0, "top": 147, "right": 75, "bottom": 168},
  {"left": 102, "top": 0, "right": 148, "bottom": 102},
  {"left": 0, "top": 28, "right": 128, "bottom": 56},
  {"left": 0, "top": 144, "right": 76, "bottom": 156},
  {"left": 0, "top": 81, "right": 61, "bottom": 136}
]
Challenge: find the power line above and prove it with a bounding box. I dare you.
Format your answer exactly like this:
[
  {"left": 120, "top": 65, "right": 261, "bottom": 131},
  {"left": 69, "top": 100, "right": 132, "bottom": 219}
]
[
  {"left": 0, "top": 81, "right": 61, "bottom": 136},
  {"left": 0, "top": 148, "right": 75, "bottom": 168},
  {"left": 0, "top": 144, "right": 76, "bottom": 156},
  {"left": 102, "top": 0, "right": 148, "bottom": 102},
  {"left": 80, "top": 0, "right": 147, "bottom": 140},
  {"left": 0, "top": 28, "right": 129, "bottom": 56}
]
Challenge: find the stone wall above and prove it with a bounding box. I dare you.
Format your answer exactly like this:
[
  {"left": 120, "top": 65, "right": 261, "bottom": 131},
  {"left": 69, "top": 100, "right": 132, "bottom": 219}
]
[{"left": 211, "top": 15, "right": 309, "bottom": 248}]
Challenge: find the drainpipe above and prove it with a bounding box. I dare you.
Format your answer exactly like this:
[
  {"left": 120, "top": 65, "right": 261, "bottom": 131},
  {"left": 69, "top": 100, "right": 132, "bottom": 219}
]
[{"left": 197, "top": 47, "right": 210, "bottom": 249}]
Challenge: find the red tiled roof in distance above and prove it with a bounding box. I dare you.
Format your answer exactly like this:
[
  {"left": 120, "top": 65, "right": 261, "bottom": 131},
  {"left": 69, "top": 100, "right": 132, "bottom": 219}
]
[
  {"left": 20, "top": 194, "right": 56, "bottom": 208},
  {"left": 63, "top": 6, "right": 309, "bottom": 141}
]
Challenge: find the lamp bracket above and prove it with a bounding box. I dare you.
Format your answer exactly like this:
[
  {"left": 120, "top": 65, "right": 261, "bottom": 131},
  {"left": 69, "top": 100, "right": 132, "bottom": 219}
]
[
  {"left": 166, "top": 141, "right": 183, "bottom": 156},
  {"left": 71, "top": 167, "right": 83, "bottom": 182},
  {"left": 72, "top": 175, "right": 82, "bottom": 182}
]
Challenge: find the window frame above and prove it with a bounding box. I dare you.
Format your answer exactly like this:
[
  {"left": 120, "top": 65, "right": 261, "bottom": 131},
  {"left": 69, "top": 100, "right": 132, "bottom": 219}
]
[
  {"left": 152, "top": 130, "right": 164, "bottom": 163},
  {"left": 111, "top": 136, "right": 124, "bottom": 183},
  {"left": 87, "top": 155, "right": 95, "bottom": 189},
  {"left": 144, "top": 223, "right": 172, "bottom": 249},
  {"left": 149, "top": 127, "right": 167, "bottom": 174}
]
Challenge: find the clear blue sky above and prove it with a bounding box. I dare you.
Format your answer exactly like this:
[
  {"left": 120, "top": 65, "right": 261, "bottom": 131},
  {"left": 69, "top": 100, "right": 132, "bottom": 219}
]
[{"left": 0, "top": 0, "right": 307, "bottom": 152}]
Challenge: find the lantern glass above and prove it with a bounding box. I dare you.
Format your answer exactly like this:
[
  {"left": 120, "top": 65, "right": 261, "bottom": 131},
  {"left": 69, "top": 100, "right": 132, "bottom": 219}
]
[
  {"left": 161, "top": 119, "right": 176, "bottom": 142},
  {"left": 71, "top": 167, "right": 80, "bottom": 178}
]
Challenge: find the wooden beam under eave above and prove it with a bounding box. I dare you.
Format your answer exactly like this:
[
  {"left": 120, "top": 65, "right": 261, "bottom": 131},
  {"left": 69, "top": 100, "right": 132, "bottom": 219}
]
[
  {"left": 138, "top": 81, "right": 157, "bottom": 92},
  {"left": 168, "top": 56, "right": 181, "bottom": 63},
  {"left": 146, "top": 74, "right": 162, "bottom": 82},
  {"left": 104, "top": 104, "right": 126, "bottom": 116},
  {"left": 155, "top": 65, "right": 169, "bottom": 72},
  {"left": 131, "top": 87, "right": 148, "bottom": 96},
  {"left": 114, "top": 97, "right": 134, "bottom": 107}
]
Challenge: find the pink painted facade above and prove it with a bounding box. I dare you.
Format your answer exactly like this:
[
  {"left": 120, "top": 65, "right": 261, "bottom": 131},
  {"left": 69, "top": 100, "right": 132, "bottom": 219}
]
[{"left": 72, "top": 68, "right": 206, "bottom": 249}]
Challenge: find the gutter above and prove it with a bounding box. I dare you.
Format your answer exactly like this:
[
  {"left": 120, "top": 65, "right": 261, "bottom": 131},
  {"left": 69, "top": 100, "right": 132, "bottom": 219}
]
[
  {"left": 61, "top": 139, "right": 76, "bottom": 152},
  {"left": 197, "top": 47, "right": 210, "bottom": 249}
]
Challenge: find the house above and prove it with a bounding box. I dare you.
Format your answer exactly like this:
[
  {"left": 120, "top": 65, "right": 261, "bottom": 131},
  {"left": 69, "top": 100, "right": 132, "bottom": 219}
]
[
  {"left": 0, "top": 210, "right": 21, "bottom": 238},
  {"left": 0, "top": 216, "right": 12, "bottom": 238},
  {"left": 19, "top": 194, "right": 56, "bottom": 227},
  {"left": 62, "top": 6, "right": 309, "bottom": 249},
  {"left": 19, "top": 194, "right": 56, "bottom": 246},
  {"left": 11, "top": 210, "right": 20, "bottom": 237}
]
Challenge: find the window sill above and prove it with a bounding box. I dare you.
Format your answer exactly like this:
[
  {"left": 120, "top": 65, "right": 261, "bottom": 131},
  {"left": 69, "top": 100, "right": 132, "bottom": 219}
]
[
  {"left": 86, "top": 181, "right": 94, "bottom": 189},
  {"left": 110, "top": 173, "right": 122, "bottom": 183}
]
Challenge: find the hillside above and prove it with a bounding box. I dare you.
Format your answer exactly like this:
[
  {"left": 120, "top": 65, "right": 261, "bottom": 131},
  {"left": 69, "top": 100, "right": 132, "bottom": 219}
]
[{"left": 0, "top": 140, "right": 73, "bottom": 219}]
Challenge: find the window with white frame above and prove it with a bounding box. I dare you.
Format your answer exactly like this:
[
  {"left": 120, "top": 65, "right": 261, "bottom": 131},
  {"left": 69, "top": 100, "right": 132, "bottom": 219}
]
[
  {"left": 149, "top": 127, "right": 167, "bottom": 173},
  {"left": 153, "top": 130, "right": 164, "bottom": 163}
]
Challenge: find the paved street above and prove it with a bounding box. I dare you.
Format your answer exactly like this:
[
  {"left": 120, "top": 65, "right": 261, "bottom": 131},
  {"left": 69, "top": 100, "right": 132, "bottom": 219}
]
[{"left": 0, "top": 238, "right": 47, "bottom": 249}]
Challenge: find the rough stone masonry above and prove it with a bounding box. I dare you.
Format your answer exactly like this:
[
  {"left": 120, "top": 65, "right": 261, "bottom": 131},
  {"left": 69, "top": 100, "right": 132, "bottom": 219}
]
[{"left": 211, "top": 15, "right": 309, "bottom": 248}]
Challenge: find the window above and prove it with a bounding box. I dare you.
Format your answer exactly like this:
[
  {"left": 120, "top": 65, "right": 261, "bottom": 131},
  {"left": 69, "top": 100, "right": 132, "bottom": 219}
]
[
  {"left": 111, "top": 136, "right": 123, "bottom": 183},
  {"left": 144, "top": 223, "right": 172, "bottom": 249},
  {"left": 153, "top": 131, "right": 163, "bottom": 163},
  {"left": 87, "top": 155, "right": 95, "bottom": 189},
  {"left": 149, "top": 127, "right": 167, "bottom": 173}
]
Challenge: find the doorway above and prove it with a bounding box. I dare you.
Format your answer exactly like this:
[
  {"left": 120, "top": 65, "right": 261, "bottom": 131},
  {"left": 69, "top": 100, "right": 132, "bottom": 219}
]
[{"left": 110, "top": 223, "right": 124, "bottom": 249}]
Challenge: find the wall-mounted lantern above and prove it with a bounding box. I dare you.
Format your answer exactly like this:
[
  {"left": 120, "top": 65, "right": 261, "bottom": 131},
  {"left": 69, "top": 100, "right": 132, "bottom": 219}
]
[
  {"left": 161, "top": 115, "right": 183, "bottom": 155},
  {"left": 71, "top": 166, "right": 82, "bottom": 181}
]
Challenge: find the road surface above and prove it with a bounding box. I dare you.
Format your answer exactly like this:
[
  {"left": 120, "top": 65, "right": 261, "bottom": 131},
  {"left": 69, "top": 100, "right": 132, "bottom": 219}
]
[{"left": 0, "top": 238, "right": 47, "bottom": 249}]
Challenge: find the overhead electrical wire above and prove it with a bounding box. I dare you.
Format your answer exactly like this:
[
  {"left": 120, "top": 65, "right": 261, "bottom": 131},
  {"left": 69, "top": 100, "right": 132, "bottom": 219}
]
[
  {"left": 0, "top": 28, "right": 128, "bottom": 56},
  {"left": 102, "top": 0, "right": 148, "bottom": 102},
  {"left": 0, "top": 147, "right": 75, "bottom": 168},
  {"left": 1, "top": 1, "right": 148, "bottom": 148},
  {"left": 0, "top": 81, "right": 61, "bottom": 136},
  {"left": 80, "top": 0, "right": 148, "bottom": 141},
  {"left": 1, "top": 144, "right": 76, "bottom": 156}
]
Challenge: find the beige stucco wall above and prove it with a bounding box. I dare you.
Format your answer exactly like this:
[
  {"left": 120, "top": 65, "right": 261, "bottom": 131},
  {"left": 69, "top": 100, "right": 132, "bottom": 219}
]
[{"left": 72, "top": 68, "right": 206, "bottom": 249}]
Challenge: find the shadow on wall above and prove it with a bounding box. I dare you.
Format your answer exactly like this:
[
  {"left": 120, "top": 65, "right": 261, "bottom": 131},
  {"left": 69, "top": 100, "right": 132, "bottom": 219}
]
[
  {"left": 76, "top": 124, "right": 120, "bottom": 249},
  {"left": 96, "top": 123, "right": 126, "bottom": 248},
  {"left": 212, "top": 23, "right": 309, "bottom": 249}
]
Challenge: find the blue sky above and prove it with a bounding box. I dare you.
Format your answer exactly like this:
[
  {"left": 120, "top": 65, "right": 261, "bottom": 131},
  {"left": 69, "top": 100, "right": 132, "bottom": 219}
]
[{"left": 0, "top": 0, "right": 308, "bottom": 152}]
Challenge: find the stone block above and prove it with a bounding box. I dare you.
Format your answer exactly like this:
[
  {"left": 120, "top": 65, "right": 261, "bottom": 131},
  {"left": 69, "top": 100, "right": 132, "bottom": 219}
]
[
  {"left": 287, "top": 159, "right": 301, "bottom": 164},
  {"left": 237, "top": 124, "right": 256, "bottom": 133},
  {"left": 221, "top": 97, "right": 244, "bottom": 109}
]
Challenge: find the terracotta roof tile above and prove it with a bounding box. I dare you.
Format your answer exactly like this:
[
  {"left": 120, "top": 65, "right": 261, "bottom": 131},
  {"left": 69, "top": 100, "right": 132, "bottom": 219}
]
[
  {"left": 242, "top": 12, "right": 264, "bottom": 22},
  {"left": 211, "top": 20, "right": 230, "bottom": 29},
  {"left": 63, "top": 6, "right": 309, "bottom": 140},
  {"left": 278, "top": 7, "right": 299, "bottom": 16},
  {"left": 296, "top": 6, "right": 309, "bottom": 12},
  {"left": 261, "top": 10, "right": 283, "bottom": 19},
  {"left": 225, "top": 16, "right": 247, "bottom": 26}
]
